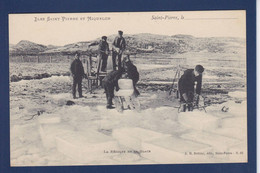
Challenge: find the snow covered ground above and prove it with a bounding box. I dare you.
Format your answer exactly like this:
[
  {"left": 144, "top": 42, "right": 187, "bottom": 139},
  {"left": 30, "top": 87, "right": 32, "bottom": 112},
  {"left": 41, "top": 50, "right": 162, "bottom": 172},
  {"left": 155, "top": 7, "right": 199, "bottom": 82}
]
[
  {"left": 9, "top": 74, "right": 247, "bottom": 166},
  {"left": 9, "top": 51, "right": 247, "bottom": 166}
]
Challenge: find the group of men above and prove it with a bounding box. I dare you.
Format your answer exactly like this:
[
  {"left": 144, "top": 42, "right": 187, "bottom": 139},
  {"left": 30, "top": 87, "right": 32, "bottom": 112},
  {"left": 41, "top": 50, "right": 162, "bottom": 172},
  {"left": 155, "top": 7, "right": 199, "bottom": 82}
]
[
  {"left": 102, "top": 55, "right": 140, "bottom": 109},
  {"left": 70, "top": 30, "right": 139, "bottom": 109},
  {"left": 88, "top": 30, "right": 126, "bottom": 72},
  {"left": 70, "top": 30, "right": 205, "bottom": 111}
]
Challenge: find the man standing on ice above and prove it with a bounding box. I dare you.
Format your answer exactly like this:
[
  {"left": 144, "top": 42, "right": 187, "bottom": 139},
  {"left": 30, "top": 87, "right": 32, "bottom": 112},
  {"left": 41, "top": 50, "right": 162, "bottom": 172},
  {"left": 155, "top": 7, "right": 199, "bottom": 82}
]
[
  {"left": 70, "top": 52, "right": 85, "bottom": 99},
  {"left": 88, "top": 36, "right": 110, "bottom": 72},
  {"left": 178, "top": 65, "right": 204, "bottom": 112},
  {"left": 112, "top": 30, "right": 126, "bottom": 71},
  {"left": 102, "top": 69, "right": 123, "bottom": 109}
]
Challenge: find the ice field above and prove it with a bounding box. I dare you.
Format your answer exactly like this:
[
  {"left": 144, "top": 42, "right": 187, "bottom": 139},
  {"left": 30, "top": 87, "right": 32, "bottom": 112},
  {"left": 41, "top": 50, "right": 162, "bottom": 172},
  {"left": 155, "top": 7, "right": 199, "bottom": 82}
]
[{"left": 9, "top": 75, "right": 247, "bottom": 166}]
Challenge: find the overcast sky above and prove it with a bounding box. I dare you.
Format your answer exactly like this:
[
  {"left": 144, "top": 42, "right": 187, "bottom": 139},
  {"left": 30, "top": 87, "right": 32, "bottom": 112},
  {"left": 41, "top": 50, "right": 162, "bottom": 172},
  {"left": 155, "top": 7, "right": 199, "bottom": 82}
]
[{"left": 9, "top": 10, "right": 246, "bottom": 46}]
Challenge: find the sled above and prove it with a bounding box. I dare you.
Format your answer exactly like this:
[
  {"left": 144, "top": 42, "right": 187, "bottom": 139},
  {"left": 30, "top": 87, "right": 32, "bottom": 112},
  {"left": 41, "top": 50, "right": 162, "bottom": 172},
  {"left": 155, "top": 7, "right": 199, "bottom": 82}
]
[
  {"left": 177, "top": 95, "right": 207, "bottom": 113},
  {"left": 114, "top": 79, "right": 141, "bottom": 112}
]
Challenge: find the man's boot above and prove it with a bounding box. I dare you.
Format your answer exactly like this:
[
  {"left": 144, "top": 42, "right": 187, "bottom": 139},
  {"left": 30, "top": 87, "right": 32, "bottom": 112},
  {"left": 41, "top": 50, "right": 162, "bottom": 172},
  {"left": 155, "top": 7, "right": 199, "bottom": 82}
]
[
  {"left": 106, "top": 97, "right": 115, "bottom": 109},
  {"left": 78, "top": 84, "right": 83, "bottom": 98},
  {"left": 72, "top": 87, "right": 76, "bottom": 99},
  {"left": 187, "top": 103, "right": 193, "bottom": 111},
  {"left": 106, "top": 105, "right": 115, "bottom": 109},
  {"left": 180, "top": 103, "right": 186, "bottom": 112}
]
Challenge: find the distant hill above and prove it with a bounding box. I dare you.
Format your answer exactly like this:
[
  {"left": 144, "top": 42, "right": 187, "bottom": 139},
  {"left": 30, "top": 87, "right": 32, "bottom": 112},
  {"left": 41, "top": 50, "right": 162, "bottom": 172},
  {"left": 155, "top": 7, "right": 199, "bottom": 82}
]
[
  {"left": 10, "top": 40, "right": 48, "bottom": 55},
  {"left": 47, "top": 44, "right": 61, "bottom": 50},
  {"left": 9, "top": 34, "right": 246, "bottom": 56}
]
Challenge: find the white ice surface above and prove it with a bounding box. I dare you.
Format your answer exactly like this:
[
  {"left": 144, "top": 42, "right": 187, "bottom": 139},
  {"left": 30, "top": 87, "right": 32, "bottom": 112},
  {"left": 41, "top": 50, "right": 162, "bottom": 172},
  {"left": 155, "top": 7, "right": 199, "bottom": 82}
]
[
  {"left": 178, "top": 110, "right": 219, "bottom": 131},
  {"left": 10, "top": 79, "right": 248, "bottom": 165},
  {"left": 228, "top": 91, "right": 247, "bottom": 99}
]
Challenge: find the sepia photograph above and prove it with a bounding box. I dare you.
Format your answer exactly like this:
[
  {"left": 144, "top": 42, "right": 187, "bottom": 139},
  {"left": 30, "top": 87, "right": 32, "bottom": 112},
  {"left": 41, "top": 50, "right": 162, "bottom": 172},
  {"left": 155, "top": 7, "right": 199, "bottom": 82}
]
[{"left": 9, "top": 10, "right": 247, "bottom": 166}]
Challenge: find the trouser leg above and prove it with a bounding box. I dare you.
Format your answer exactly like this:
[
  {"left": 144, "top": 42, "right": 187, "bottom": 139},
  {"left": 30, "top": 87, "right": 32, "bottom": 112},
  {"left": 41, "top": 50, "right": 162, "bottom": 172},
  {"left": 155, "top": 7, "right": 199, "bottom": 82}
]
[
  {"left": 187, "top": 91, "right": 194, "bottom": 111},
  {"left": 105, "top": 91, "right": 109, "bottom": 100},
  {"left": 107, "top": 96, "right": 113, "bottom": 106},
  {"left": 112, "top": 51, "right": 117, "bottom": 70},
  {"left": 104, "top": 83, "right": 113, "bottom": 107},
  {"left": 187, "top": 103, "right": 193, "bottom": 111},
  {"left": 180, "top": 91, "right": 194, "bottom": 112},
  {"left": 180, "top": 103, "right": 186, "bottom": 112},
  {"left": 78, "top": 77, "right": 83, "bottom": 97},
  {"left": 105, "top": 90, "right": 111, "bottom": 106},
  {"left": 97, "top": 54, "right": 102, "bottom": 72},
  {"left": 104, "top": 84, "right": 108, "bottom": 100},
  {"left": 181, "top": 91, "right": 194, "bottom": 112},
  {"left": 118, "top": 53, "right": 122, "bottom": 70},
  {"left": 107, "top": 85, "right": 114, "bottom": 106},
  {"left": 72, "top": 77, "right": 77, "bottom": 98},
  {"left": 101, "top": 55, "right": 108, "bottom": 71},
  {"left": 133, "top": 86, "right": 140, "bottom": 97},
  {"left": 180, "top": 94, "right": 186, "bottom": 112}
]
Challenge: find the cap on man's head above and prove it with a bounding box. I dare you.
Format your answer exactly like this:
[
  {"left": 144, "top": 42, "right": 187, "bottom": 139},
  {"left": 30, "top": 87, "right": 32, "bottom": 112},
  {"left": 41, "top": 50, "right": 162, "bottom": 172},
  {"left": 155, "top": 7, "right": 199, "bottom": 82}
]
[
  {"left": 102, "top": 36, "right": 107, "bottom": 40},
  {"left": 195, "top": 65, "right": 204, "bottom": 74},
  {"left": 118, "top": 30, "right": 123, "bottom": 34},
  {"left": 75, "top": 51, "right": 81, "bottom": 56}
]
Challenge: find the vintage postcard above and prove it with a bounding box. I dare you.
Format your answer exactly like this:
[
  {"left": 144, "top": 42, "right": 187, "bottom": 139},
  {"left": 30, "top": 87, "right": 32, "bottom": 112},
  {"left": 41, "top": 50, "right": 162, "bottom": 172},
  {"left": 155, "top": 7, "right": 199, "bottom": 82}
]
[{"left": 9, "top": 10, "right": 247, "bottom": 166}]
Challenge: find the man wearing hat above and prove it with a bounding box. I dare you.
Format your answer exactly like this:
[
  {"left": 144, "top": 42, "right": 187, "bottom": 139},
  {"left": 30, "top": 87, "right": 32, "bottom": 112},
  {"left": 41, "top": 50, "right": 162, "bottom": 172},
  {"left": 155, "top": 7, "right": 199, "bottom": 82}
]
[
  {"left": 70, "top": 52, "right": 85, "bottom": 99},
  {"left": 178, "top": 65, "right": 205, "bottom": 112},
  {"left": 112, "top": 30, "right": 126, "bottom": 70},
  {"left": 89, "top": 36, "right": 110, "bottom": 72},
  {"left": 122, "top": 55, "right": 140, "bottom": 97},
  {"left": 102, "top": 69, "right": 124, "bottom": 109}
]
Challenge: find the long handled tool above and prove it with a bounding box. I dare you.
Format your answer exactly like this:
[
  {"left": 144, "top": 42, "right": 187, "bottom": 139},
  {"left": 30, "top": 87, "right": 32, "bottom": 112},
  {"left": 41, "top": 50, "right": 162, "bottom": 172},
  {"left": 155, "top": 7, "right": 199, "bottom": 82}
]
[{"left": 169, "top": 65, "right": 181, "bottom": 98}]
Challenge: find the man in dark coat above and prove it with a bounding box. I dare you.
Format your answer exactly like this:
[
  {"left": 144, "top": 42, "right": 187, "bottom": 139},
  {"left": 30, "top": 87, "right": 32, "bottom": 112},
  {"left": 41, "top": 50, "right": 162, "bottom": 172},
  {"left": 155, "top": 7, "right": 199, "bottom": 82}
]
[
  {"left": 88, "top": 36, "right": 110, "bottom": 72},
  {"left": 102, "top": 69, "right": 123, "bottom": 109},
  {"left": 112, "top": 30, "right": 126, "bottom": 71},
  {"left": 70, "top": 52, "right": 85, "bottom": 99},
  {"left": 122, "top": 55, "right": 140, "bottom": 96},
  {"left": 178, "top": 65, "right": 204, "bottom": 112}
]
